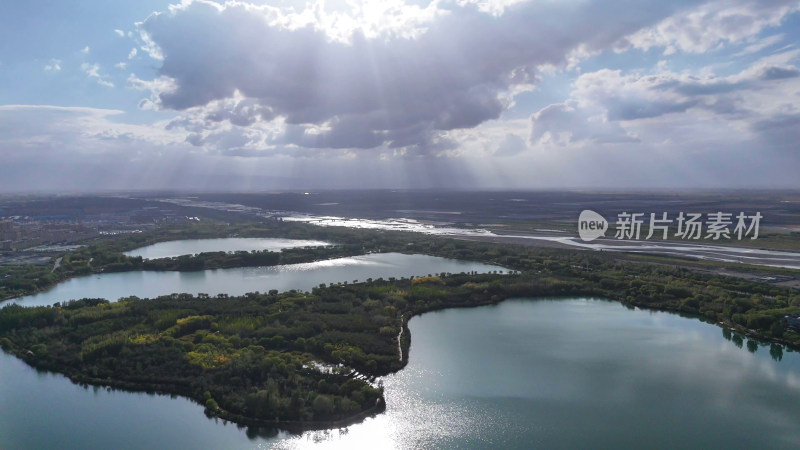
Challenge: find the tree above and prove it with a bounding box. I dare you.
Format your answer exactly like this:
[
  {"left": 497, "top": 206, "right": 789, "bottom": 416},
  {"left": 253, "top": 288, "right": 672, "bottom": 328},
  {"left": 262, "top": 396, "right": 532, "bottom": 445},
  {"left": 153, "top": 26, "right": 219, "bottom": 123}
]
[{"left": 312, "top": 394, "right": 333, "bottom": 417}]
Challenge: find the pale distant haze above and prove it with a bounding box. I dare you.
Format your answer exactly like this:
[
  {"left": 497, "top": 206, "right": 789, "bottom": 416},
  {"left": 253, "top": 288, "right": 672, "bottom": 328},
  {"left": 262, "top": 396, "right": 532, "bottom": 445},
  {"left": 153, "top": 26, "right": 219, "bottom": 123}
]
[{"left": 1, "top": 0, "right": 799, "bottom": 191}]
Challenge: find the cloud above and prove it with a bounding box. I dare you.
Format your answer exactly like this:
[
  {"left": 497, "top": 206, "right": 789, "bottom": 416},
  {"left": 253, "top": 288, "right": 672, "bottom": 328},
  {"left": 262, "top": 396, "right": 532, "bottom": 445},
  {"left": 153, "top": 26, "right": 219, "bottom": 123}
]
[
  {"left": 0, "top": 105, "right": 225, "bottom": 192},
  {"left": 761, "top": 65, "right": 800, "bottom": 80},
  {"left": 128, "top": 73, "right": 177, "bottom": 110},
  {"left": 44, "top": 58, "right": 62, "bottom": 72},
  {"left": 527, "top": 52, "right": 800, "bottom": 157},
  {"left": 530, "top": 101, "right": 639, "bottom": 146},
  {"left": 751, "top": 113, "right": 800, "bottom": 148},
  {"left": 6, "top": 0, "right": 800, "bottom": 192},
  {"left": 81, "top": 45, "right": 90, "bottom": 54},
  {"left": 493, "top": 133, "right": 528, "bottom": 156},
  {"left": 570, "top": 60, "right": 800, "bottom": 121},
  {"left": 621, "top": 0, "right": 800, "bottom": 54},
  {"left": 134, "top": 0, "right": 703, "bottom": 154},
  {"left": 733, "top": 33, "right": 785, "bottom": 56},
  {"left": 114, "top": 29, "right": 125, "bottom": 37},
  {"left": 81, "top": 63, "right": 115, "bottom": 88},
  {"left": 0, "top": 105, "right": 179, "bottom": 144},
  {"left": 0, "top": 106, "right": 184, "bottom": 173},
  {"left": 0, "top": 105, "right": 487, "bottom": 192}
]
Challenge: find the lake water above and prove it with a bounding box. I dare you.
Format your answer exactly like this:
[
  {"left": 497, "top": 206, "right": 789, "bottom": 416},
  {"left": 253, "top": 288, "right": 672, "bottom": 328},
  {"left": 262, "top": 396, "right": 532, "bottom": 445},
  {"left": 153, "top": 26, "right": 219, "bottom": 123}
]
[
  {"left": 7, "top": 253, "right": 505, "bottom": 307},
  {"left": 123, "top": 237, "right": 331, "bottom": 259},
  {"left": 0, "top": 351, "right": 295, "bottom": 450},
  {"left": 3, "top": 298, "right": 800, "bottom": 449}
]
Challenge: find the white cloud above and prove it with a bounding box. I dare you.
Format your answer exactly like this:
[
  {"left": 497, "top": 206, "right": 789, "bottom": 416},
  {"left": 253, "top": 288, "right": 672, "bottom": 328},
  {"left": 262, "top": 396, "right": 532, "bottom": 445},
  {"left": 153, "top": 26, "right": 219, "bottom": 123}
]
[
  {"left": 0, "top": 105, "right": 183, "bottom": 152},
  {"left": 44, "top": 58, "right": 62, "bottom": 72},
  {"left": 621, "top": 0, "right": 800, "bottom": 54},
  {"left": 0, "top": 105, "right": 222, "bottom": 192},
  {"left": 114, "top": 29, "right": 125, "bottom": 37},
  {"left": 81, "top": 63, "right": 115, "bottom": 88},
  {"left": 570, "top": 60, "right": 800, "bottom": 121},
  {"left": 493, "top": 133, "right": 529, "bottom": 156},
  {"left": 530, "top": 101, "right": 638, "bottom": 146},
  {"left": 127, "top": 73, "right": 177, "bottom": 108},
  {"left": 128, "top": 47, "right": 138, "bottom": 60},
  {"left": 734, "top": 33, "right": 785, "bottom": 56},
  {"left": 81, "top": 45, "right": 90, "bottom": 54},
  {"left": 528, "top": 56, "right": 800, "bottom": 155}
]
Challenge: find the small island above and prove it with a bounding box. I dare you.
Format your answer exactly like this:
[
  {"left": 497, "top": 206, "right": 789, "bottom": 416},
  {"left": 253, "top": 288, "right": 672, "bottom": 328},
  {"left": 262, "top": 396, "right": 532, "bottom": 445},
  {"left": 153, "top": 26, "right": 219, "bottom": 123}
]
[{"left": 0, "top": 272, "right": 513, "bottom": 429}]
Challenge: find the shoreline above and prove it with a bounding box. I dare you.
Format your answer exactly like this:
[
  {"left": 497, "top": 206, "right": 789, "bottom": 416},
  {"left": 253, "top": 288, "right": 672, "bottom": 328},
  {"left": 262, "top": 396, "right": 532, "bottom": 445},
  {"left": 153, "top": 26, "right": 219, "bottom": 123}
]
[
  {"left": 0, "top": 250, "right": 368, "bottom": 306},
  {"left": 2, "top": 292, "right": 798, "bottom": 435},
  {"left": 0, "top": 340, "right": 387, "bottom": 434}
]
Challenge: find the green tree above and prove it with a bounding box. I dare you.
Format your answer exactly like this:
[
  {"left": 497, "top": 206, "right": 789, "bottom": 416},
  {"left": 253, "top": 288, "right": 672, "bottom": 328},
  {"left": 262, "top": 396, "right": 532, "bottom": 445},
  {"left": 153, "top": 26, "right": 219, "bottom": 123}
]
[{"left": 312, "top": 394, "right": 334, "bottom": 417}]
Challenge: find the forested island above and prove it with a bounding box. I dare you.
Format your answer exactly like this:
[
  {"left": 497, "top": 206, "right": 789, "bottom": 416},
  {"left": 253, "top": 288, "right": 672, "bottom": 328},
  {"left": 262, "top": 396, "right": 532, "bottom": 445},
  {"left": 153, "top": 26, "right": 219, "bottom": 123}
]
[{"left": 2, "top": 221, "right": 800, "bottom": 429}]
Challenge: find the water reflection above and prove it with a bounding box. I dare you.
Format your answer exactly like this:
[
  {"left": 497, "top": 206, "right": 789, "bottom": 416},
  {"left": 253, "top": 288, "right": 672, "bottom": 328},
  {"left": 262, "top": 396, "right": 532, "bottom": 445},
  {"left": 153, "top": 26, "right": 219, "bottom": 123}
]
[
  {"left": 273, "top": 299, "right": 800, "bottom": 448},
  {"left": 124, "top": 238, "right": 331, "bottom": 260},
  {"left": 8, "top": 253, "right": 504, "bottom": 307},
  {"left": 4, "top": 298, "right": 800, "bottom": 448},
  {"left": 245, "top": 426, "right": 280, "bottom": 441},
  {"left": 772, "top": 344, "right": 784, "bottom": 361},
  {"left": 721, "top": 326, "right": 787, "bottom": 361}
]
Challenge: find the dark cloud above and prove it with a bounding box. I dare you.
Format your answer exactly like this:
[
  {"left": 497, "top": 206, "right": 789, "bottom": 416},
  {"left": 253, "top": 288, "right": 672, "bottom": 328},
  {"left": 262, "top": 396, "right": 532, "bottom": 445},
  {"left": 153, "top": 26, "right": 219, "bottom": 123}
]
[
  {"left": 138, "top": 0, "right": 696, "bottom": 152},
  {"left": 751, "top": 113, "right": 800, "bottom": 147},
  {"left": 606, "top": 98, "right": 700, "bottom": 120},
  {"left": 761, "top": 66, "right": 800, "bottom": 80}
]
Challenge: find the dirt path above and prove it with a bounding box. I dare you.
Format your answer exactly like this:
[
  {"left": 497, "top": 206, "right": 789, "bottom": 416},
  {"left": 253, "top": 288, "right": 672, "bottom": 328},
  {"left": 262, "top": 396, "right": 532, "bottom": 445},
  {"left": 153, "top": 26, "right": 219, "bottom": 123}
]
[
  {"left": 51, "top": 257, "right": 62, "bottom": 273},
  {"left": 397, "top": 314, "right": 404, "bottom": 362}
]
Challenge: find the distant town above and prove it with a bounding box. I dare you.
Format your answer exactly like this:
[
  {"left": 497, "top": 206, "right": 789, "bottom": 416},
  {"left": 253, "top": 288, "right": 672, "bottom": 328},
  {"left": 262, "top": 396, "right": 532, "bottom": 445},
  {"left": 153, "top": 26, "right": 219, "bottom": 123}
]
[{"left": 0, "top": 198, "right": 200, "bottom": 265}]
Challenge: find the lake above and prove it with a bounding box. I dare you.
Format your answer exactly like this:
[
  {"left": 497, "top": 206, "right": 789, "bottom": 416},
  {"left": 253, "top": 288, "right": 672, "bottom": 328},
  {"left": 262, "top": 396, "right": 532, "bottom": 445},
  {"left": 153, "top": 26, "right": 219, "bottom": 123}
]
[
  {"left": 123, "top": 237, "right": 331, "bottom": 260},
  {"left": 3, "top": 298, "right": 800, "bottom": 448},
  {"left": 7, "top": 252, "right": 505, "bottom": 307}
]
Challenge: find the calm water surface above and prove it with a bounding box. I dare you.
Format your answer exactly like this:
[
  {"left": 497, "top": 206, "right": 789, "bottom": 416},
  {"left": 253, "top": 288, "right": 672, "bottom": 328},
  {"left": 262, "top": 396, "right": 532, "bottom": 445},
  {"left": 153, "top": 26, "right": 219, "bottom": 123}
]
[
  {"left": 8, "top": 253, "right": 503, "bottom": 307},
  {"left": 124, "top": 238, "right": 331, "bottom": 260},
  {"left": 3, "top": 298, "right": 800, "bottom": 449},
  {"left": 275, "top": 298, "right": 800, "bottom": 449}
]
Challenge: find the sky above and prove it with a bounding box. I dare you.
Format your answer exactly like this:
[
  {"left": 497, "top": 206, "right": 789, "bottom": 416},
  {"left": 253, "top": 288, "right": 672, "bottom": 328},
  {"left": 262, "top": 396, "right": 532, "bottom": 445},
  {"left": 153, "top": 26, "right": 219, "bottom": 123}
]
[{"left": 0, "top": 0, "right": 799, "bottom": 192}]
